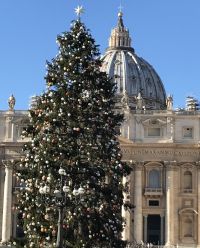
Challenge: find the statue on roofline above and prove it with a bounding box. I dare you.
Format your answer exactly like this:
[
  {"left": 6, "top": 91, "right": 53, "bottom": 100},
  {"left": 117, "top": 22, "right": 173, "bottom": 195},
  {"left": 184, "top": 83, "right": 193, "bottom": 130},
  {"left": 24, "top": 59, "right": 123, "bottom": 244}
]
[
  {"left": 135, "top": 88, "right": 145, "bottom": 110},
  {"left": 166, "top": 94, "right": 173, "bottom": 110},
  {"left": 8, "top": 94, "right": 16, "bottom": 111}
]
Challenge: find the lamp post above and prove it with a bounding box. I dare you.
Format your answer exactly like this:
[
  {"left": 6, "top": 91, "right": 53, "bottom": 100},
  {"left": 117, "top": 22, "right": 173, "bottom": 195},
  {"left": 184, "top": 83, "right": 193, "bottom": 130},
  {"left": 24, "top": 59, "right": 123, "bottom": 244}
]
[{"left": 39, "top": 167, "right": 84, "bottom": 248}]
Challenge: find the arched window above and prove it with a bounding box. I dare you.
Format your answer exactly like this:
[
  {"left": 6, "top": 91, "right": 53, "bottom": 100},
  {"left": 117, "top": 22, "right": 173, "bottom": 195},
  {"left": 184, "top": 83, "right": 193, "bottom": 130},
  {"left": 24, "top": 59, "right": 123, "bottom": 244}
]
[
  {"left": 184, "top": 171, "right": 192, "bottom": 189},
  {"left": 149, "top": 169, "right": 161, "bottom": 188}
]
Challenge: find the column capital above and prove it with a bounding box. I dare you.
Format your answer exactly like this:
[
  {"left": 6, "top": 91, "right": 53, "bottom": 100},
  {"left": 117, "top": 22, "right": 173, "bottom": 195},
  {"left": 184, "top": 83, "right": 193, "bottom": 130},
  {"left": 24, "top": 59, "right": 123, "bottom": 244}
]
[
  {"left": 132, "top": 161, "right": 144, "bottom": 171},
  {"left": 2, "top": 160, "right": 14, "bottom": 170},
  {"left": 164, "top": 161, "right": 178, "bottom": 171},
  {"left": 5, "top": 116, "right": 14, "bottom": 121}
]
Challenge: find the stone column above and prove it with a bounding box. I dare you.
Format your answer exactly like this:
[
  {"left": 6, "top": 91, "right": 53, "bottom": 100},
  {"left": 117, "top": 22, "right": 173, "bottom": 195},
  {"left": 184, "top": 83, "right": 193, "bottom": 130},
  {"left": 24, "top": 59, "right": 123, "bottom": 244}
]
[
  {"left": 1, "top": 160, "right": 14, "bottom": 243},
  {"left": 133, "top": 162, "right": 143, "bottom": 243},
  {"left": 165, "top": 162, "right": 176, "bottom": 246},
  {"left": 160, "top": 214, "right": 164, "bottom": 245},
  {"left": 129, "top": 170, "right": 135, "bottom": 242},
  {"left": 197, "top": 165, "right": 200, "bottom": 246},
  {"left": 143, "top": 215, "right": 148, "bottom": 243},
  {"left": 122, "top": 171, "right": 135, "bottom": 242}
]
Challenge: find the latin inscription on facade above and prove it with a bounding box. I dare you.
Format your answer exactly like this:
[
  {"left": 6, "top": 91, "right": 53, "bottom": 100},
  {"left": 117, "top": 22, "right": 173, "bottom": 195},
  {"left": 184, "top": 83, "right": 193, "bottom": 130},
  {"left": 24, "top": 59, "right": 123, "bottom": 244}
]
[{"left": 121, "top": 147, "right": 200, "bottom": 162}]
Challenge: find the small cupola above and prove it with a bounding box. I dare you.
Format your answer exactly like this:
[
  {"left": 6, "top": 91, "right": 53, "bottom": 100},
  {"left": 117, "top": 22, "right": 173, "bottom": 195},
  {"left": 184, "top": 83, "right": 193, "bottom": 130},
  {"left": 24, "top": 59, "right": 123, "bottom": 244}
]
[{"left": 108, "top": 11, "right": 132, "bottom": 50}]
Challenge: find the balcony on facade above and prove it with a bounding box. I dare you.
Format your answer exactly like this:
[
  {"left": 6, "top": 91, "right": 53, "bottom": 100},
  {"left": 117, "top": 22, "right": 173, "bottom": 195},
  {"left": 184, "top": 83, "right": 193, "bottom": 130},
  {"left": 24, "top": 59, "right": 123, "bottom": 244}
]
[
  {"left": 183, "top": 189, "right": 193, "bottom": 194},
  {"left": 144, "top": 187, "right": 163, "bottom": 196}
]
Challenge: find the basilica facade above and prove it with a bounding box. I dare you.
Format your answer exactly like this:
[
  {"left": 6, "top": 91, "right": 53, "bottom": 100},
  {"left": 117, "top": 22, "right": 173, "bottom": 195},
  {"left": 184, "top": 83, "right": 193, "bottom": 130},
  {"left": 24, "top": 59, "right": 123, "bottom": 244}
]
[{"left": 0, "top": 11, "right": 200, "bottom": 248}]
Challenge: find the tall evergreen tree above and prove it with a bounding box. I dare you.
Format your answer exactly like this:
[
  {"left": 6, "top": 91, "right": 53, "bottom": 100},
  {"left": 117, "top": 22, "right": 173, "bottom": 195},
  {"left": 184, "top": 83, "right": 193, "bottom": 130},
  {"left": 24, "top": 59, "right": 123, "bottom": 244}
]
[{"left": 16, "top": 9, "right": 131, "bottom": 248}]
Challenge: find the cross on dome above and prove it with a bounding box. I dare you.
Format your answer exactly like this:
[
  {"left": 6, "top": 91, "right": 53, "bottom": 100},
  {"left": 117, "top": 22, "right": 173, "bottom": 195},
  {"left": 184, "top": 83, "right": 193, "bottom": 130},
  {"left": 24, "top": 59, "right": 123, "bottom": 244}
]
[{"left": 118, "top": 1, "right": 124, "bottom": 16}]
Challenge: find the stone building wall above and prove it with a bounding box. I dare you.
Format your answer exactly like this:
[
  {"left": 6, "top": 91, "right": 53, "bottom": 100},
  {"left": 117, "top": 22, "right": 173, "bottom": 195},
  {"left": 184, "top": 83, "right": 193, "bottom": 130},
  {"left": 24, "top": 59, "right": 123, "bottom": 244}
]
[
  {"left": 120, "top": 109, "right": 200, "bottom": 247},
  {"left": 0, "top": 110, "right": 28, "bottom": 243},
  {"left": 0, "top": 108, "right": 200, "bottom": 247}
]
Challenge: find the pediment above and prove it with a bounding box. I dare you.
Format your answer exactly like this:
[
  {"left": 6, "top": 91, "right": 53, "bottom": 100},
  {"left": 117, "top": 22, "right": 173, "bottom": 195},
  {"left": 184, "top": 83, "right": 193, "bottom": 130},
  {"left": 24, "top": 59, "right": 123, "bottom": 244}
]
[{"left": 142, "top": 117, "right": 167, "bottom": 127}]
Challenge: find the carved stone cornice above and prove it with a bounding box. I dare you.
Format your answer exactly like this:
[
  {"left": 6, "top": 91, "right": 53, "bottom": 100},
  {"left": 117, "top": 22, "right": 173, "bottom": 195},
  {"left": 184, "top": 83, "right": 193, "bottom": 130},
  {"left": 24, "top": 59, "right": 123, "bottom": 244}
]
[
  {"left": 142, "top": 117, "right": 167, "bottom": 127},
  {"left": 164, "top": 161, "right": 175, "bottom": 166}
]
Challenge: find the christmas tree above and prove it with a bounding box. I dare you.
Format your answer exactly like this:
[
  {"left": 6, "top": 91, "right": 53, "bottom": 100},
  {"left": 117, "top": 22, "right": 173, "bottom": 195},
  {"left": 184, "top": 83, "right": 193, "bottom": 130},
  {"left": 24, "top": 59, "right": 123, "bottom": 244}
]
[{"left": 16, "top": 7, "right": 131, "bottom": 248}]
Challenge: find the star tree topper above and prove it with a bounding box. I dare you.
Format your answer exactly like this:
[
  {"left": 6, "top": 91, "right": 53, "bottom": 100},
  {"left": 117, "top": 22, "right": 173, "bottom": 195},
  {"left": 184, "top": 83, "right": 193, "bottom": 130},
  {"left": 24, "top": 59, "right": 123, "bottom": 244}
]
[{"left": 75, "top": 5, "right": 84, "bottom": 19}]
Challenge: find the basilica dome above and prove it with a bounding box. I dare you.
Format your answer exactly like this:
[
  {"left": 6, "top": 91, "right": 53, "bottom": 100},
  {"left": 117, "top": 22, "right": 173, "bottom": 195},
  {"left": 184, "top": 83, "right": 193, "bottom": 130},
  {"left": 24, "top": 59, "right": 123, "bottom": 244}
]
[{"left": 101, "top": 12, "right": 167, "bottom": 110}]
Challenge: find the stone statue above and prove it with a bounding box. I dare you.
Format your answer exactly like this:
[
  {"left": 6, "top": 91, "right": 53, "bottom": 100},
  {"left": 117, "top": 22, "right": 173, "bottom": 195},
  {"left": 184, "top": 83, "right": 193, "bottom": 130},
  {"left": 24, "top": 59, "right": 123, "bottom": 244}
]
[
  {"left": 166, "top": 94, "right": 173, "bottom": 110},
  {"left": 8, "top": 94, "right": 16, "bottom": 111},
  {"left": 121, "top": 90, "right": 130, "bottom": 110},
  {"left": 136, "top": 92, "right": 144, "bottom": 110}
]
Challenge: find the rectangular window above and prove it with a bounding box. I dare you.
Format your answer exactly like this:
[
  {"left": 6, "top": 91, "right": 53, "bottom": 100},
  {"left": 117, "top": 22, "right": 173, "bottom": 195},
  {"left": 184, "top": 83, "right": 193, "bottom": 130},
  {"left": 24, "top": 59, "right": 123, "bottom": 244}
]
[
  {"left": 149, "top": 200, "right": 159, "bottom": 206},
  {"left": 183, "top": 127, "right": 193, "bottom": 138}
]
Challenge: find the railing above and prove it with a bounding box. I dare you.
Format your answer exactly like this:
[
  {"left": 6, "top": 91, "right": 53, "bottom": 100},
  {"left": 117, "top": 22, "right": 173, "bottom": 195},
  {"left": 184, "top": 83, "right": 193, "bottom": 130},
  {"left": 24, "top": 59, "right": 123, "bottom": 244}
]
[
  {"left": 131, "top": 109, "right": 200, "bottom": 116},
  {"left": 126, "top": 242, "right": 165, "bottom": 247},
  {"left": 183, "top": 188, "right": 193, "bottom": 194},
  {"left": 0, "top": 110, "right": 28, "bottom": 115},
  {"left": 144, "top": 187, "right": 163, "bottom": 196}
]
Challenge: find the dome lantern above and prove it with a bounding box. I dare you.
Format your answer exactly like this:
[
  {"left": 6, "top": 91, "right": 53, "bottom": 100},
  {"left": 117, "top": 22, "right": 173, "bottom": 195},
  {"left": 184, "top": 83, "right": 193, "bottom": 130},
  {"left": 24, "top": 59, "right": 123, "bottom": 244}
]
[{"left": 108, "top": 11, "right": 132, "bottom": 50}]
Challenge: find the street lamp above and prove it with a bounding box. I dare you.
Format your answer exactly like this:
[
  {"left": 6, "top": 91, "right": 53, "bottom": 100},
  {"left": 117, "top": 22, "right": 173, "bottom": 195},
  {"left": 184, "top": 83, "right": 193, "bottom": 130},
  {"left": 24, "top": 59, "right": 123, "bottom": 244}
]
[{"left": 39, "top": 166, "right": 84, "bottom": 248}]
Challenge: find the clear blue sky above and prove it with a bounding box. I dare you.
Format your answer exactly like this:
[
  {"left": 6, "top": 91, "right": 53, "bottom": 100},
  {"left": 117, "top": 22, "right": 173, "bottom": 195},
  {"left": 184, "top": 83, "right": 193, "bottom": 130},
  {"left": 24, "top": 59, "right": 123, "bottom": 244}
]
[{"left": 0, "top": 0, "right": 200, "bottom": 110}]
